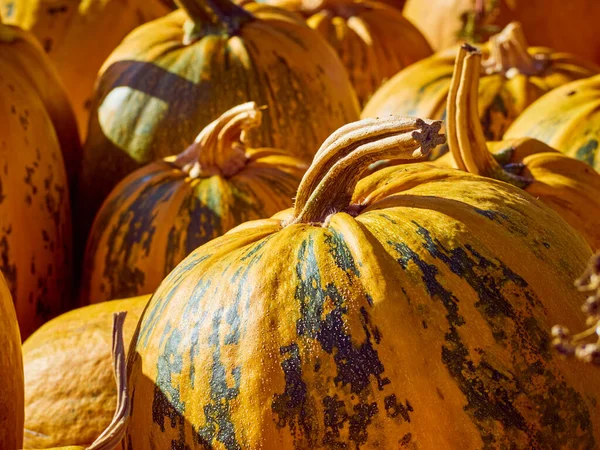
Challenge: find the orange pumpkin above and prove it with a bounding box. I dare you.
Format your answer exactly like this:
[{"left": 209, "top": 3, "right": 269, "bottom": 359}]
[
  {"left": 81, "top": 103, "right": 306, "bottom": 304},
  {"left": 362, "top": 22, "right": 598, "bottom": 159},
  {"left": 1, "top": 28, "right": 73, "bottom": 339},
  {"left": 127, "top": 116, "right": 599, "bottom": 448},
  {"left": 0, "top": 270, "right": 23, "bottom": 450},
  {"left": 0, "top": 0, "right": 174, "bottom": 138},
  {"left": 403, "top": 0, "right": 600, "bottom": 65},
  {"left": 78, "top": 0, "right": 359, "bottom": 264}
]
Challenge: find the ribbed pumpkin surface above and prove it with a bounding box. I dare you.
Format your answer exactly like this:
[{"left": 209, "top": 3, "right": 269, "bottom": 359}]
[
  {"left": 0, "top": 0, "right": 173, "bottom": 137},
  {"left": 362, "top": 23, "right": 598, "bottom": 158},
  {"left": 0, "top": 49, "right": 72, "bottom": 339},
  {"left": 126, "top": 118, "right": 599, "bottom": 449},
  {"left": 82, "top": 103, "right": 306, "bottom": 304},
  {"left": 22, "top": 295, "right": 148, "bottom": 449},
  {"left": 0, "top": 271, "right": 23, "bottom": 450},
  {"left": 505, "top": 74, "right": 600, "bottom": 172}
]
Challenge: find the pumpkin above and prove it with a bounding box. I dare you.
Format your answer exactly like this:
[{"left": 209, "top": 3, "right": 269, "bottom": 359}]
[
  {"left": 126, "top": 116, "right": 600, "bottom": 448},
  {"left": 22, "top": 298, "right": 146, "bottom": 449},
  {"left": 0, "top": 18, "right": 81, "bottom": 193},
  {"left": 78, "top": 0, "right": 359, "bottom": 263},
  {"left": 245, "top": 0, "right": 406, "bottom": 16},
  {"left": 403, "top": 0, "right": 600, "bottom": 65},
  {"left": 0, "top": 270, "right": 23, "bottom": 450},
  {"left": 504, "top": 74, "right": 600, "bottom": 172},
  {"left": 81, "top": 103, "right": 306, "bottom": 304},
  {"left": 362, "top": 22, "right": 598, "bottom": 159},
  {"left": 22, "top": 311, "right": 132, "bottom": 450},
  {"left": 0, "top": 0, "right": 174, "bottom": 138},
  {"left": 436, "top": 44, "right": 600, "bottom": 250},
  {"left": 305, "top": 0, "right": 432, "bottom": 106},
  {"left": 1, "top": 40, "right": 73, "bottom": 339}
]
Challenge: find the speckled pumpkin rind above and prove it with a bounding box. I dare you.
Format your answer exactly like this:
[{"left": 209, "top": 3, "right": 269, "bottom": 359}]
[
  {"left": 22, "top": 295, "right": 149, "bottom": 449},
  {"left": 127, "top": 162, "right": 598, "bottom": 449},
  {"left": 0, "top": 57, "right": 72, "bottom": 339},
  {"left": 0, "top": 271, "right": 23, "bottom": 450},
  {"left": 505, "top": 74, "right": 600, "bottom": 172}
]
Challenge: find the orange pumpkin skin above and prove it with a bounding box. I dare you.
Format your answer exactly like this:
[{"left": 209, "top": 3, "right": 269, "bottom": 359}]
[
  {"left": 403, "top": 0, "right": 600, "bottom": 65},
  {"left": 306, "top": 0, "right": 432, "bottom": 106},
  {"left": 0, "top": 271, "right": 24, "bottom": 450},
  {"left": 0, "top": 21, "right": 81, "bottom": 193},
  {"left": 81, "top": 103, "right": 306, "bottom": 304},
  {"left": 362, "top": 23, "right": 598, "bottom": 159},
  {"left": 22, "top": 295, "right": 148, "bottom": 450},
  {"left": 0, "top": 48, "right": 73, "bottom": 339},
  {"left": 504, "top": 75, "right": 600, "bottom": 172},
  {"left": 248, "top": 0, "right": 406, "bottom": 15},
  {"left": 79, "top": 0, "right": 359, "bottom": 260},
  {"left": 437, "top": 44, "right": 600, "bottom": 250},
  {"left": 126, "top": 118, "right": 599, "bottom": 449},
  {"left": 0, "top": 0, "right": 174, "bottom": 138}
]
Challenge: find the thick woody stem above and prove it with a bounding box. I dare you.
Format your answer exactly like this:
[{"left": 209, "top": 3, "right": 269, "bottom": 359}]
[
  {"left": 174, "top": 102, "right": 262, "bottom": 178},
  {"left": 447, "top": 44, "right": 530, "bottom": 188},
  {"left": 176, "top": 0, "right": 253, "bottom": 44},
  {"left": 291, "top": 116, "right": 445, "bottom": 225},
  {"left": 86, "top": 312, "right": 129, "bottom": 450}
]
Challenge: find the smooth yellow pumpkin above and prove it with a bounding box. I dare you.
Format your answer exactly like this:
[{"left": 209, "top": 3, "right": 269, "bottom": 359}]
[
  {"left": 436, "top": 44, "right": 600, "bottom": 250},
  {"left": 23, "top": 302, "right": 142, "bottom": 450},
  {"left": 0, "top": 42, "right": 73, "bottom": 339},
  {"left": 127, "top": 116, "right": 599, "bottom": 448},
  {"left": 0, "top": 18, "right": 81, "bottom": 193},
  {"left": 403, "top": 0, "right": 600, "bottom": 65},
  {"left": 78, "top": 0, "right": 359, "bottom": 263},
  {"left": 504, "top": 74, "right": 600, "bottom": 172},
  {"left": 0, "top": 270, "right": 23, "bottom": 450},
  {"left": 362, "top": 22, "right": 598, "bottom": 159},
  {"left": 81, "top": 103, "right": 306, "bottom": 304},
  {"left": 0, "top": 0, "right": 174, "bottom": 138}
]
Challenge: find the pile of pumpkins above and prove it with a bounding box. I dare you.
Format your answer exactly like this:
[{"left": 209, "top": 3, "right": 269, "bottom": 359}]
[{"left": 2, "top": 0, "right": 600, "bottom": 448}]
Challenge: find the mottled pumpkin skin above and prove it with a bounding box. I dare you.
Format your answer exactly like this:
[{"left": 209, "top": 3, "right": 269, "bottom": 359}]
[
  {"left": 403, "top": 0, "right": 600, "bottom": 64},
  {"left": 0, "top": 0, "right": 174, "bottom": 138},
  {"left": 79, "top": 8, "right": 358, "bottom": 246},
  {"left": 22, "top": 295, "right": 149, "bottom": 449},
  {"left": 0, "top": 271, "right": 23, "bottom": 450},
  {"left": 0, "top": 22, "right": 81, "bottom": 193},
  {"left": 81, "top": 150, "right": 305, "bottom": 304},
  {"left": 0, "top": 58, "right": 72, "bottom": 339},
  {"left": 127, "top": 164, "right": 599, "bottom": 449},
  {"left": 505, "top": 75, "right": 600, "bottom": 172},
  {"left": 362, "top": 45, "right": 598, "bottom": 158},
  {"left": 307, "top": 1, "right": 432, "bottom": 106}
]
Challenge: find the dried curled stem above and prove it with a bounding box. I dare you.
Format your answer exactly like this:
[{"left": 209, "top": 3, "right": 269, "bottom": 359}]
[
  {"left": 552, "top": 252, "right": 600, "bottom": 365},
  {"left": 290, "top": 116, "right": 445, "bottom": 225},
  {"left": 86, "top": 312, "right": 129, "bottom": 450}
]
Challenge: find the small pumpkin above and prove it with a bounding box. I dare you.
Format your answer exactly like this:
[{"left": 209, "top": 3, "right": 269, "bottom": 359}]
[
  {"left": 436, "top": 44, "right": 600, "bottom": 250},
  {"left": 305, "top": 0, "right": 432, "bottom": 106},
  {"left": 127, "top": 116, "right": 600, "bottom": 448},
  {"left": 0, "top": 18, "right": 81, "bottom": 193},
  {"left": 81, "top": 103, "right": 306, "bottom": 304},
  {"left": 22, "top": 298, "right": 146, "bottom": 449},
  {"left": 362, "top": 22, "right": 598, "bottom": 158},
  {"left": 78, "top": 0, "right": 359, "bottom": 261},
  {"left": 504, "top": 74, "right": 600, "bottom": 172},
  {"left": 0, "top": 0, "right": 174, "bottom": 138},
  {"left": 403, "top": 0, "right": 600, "bottom": 65},
  {"left": 0, "top": 40, "right": 73, "bottom": 339},
  {"left": 0, "top": 270, "right": 23, "bottom": 450}
]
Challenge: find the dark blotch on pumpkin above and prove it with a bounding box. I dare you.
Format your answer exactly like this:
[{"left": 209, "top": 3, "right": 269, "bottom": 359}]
[
  {"left": 399, "top": 432, "right": 413, "bottom": 446},
  {"left": 575, "top": 139, "right": 598, "bottom": 167}
]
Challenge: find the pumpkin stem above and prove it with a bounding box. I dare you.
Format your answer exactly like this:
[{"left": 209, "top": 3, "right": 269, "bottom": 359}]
[
  {"left": 447, "top": 44, "right": 530, "bottom": 188},
  {"left": 482, "top": 22, "right": 549, "bottom": 76},
  {"left": 86, "top": 312, "right": 129, "bottom": 450},
  {"left": 290, "top": 116, "right": 445, "bottom": 225},
  {"left": 174, "top": 102, "right": 262, "bottom": 178},
  {"left": 175, "top": 0, "right": 253, "bottom": 44}
]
